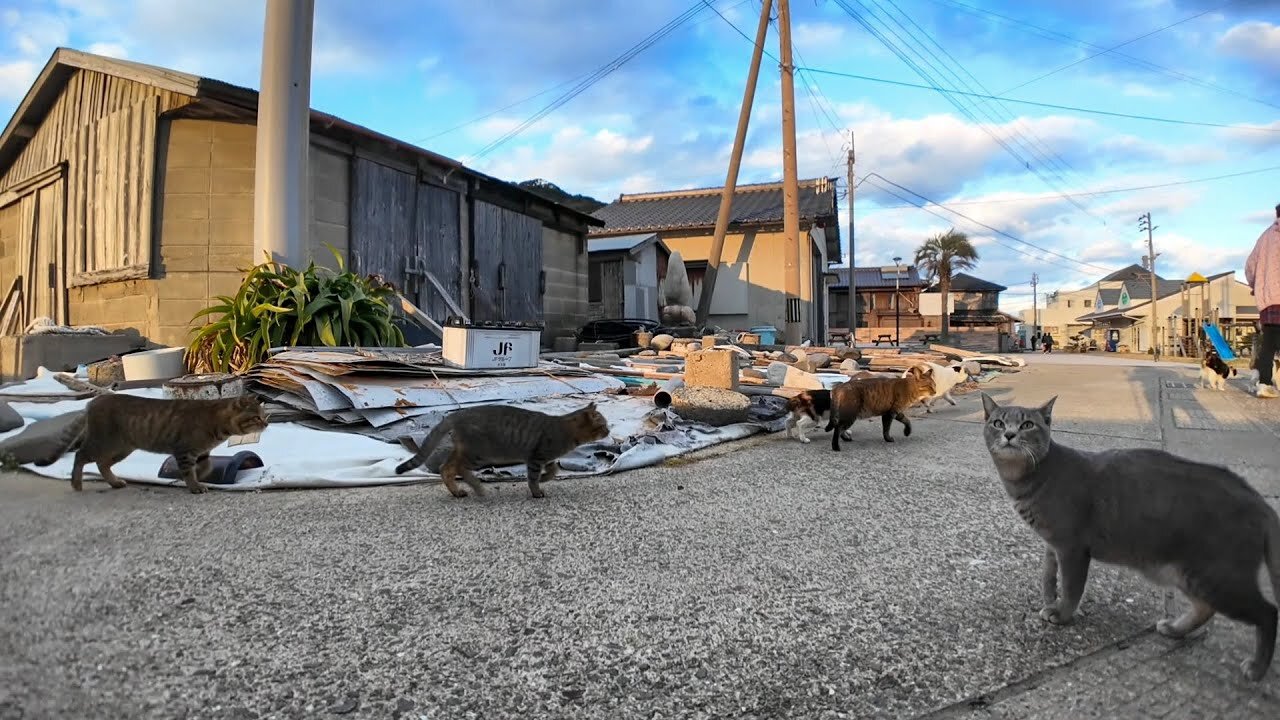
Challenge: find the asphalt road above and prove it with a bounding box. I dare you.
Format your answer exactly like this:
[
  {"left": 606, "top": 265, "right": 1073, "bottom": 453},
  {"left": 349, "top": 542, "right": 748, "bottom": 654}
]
[{"left": 1, "top": 359, "right": 1275, "bottom": 719}]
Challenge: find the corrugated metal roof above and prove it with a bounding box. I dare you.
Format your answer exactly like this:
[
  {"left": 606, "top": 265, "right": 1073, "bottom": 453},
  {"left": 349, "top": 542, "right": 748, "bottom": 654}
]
[
  {"left": 1124, "top": 278, "right": 1183, "bottom": 300},
  {"left": 827, "top": 266, "right": 927, "bottom": 289},
  {"left": 588, "top": 232, "right": 660, "bottom": 254},
  {"left": 590, "top": 177, "right": 838, "bottom": 234}
]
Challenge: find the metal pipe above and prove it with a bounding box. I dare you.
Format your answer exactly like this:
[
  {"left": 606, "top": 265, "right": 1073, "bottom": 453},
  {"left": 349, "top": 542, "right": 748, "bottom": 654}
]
[
  {"left": 653, "top": 377, "right": 685, "bottom": 408},
  {"left": 253, "top": 0, "right": 315, "bottom": 267}
]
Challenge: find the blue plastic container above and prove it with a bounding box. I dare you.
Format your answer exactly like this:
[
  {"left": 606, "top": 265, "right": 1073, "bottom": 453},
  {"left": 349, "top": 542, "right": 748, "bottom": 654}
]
[{"left": 750, "top": 325, "right": 778, "bottom": 345}]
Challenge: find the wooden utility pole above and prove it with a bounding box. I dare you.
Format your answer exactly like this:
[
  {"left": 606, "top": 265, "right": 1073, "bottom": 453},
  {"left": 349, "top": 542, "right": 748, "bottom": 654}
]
[
  {"left": 1139, "top": 212, "right": 1161, "bottom": 361},
  {"left": 695, "top": 0, "right": 774, "bottom": 328},
  {"left": 778, "top": 0, "right": 803, "bottom": 345},
  {"left": 1030, "top": 272, "right": 1038, "bottom": 350},
  {"left": 846, "top": 131, "right": 856, "bottom": 338}
]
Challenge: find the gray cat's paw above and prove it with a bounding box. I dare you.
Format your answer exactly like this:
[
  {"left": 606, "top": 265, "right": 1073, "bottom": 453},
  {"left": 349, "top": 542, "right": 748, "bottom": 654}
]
[
  {"left": 799, "top": 436, "right": 810, "bottom": 444},
  {"left": 1156, "top": 618, "right": 1186, "bottom": 639},
  {"left": 1039, "top": 606, "right": 1073, "bottom": 625},
  {"left": 1241, "top": 658, "right": 1268, "bottom": 682}
]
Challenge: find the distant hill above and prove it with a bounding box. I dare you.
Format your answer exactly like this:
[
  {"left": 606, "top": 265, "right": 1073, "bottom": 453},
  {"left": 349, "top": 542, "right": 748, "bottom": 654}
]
[{"left": 516, "top": 178, "right": 607, "bottom": 214}]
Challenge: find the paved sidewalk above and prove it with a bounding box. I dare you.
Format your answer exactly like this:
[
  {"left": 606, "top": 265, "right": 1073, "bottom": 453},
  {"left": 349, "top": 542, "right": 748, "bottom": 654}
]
[{"left": 921, "top": 359, "right": 1280, "bottom": 719}]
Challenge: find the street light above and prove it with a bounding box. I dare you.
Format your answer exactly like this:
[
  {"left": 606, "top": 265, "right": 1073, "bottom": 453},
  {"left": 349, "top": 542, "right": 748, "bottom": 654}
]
[{"left": 893, "top": 255, "right": 902, "bottom": 346}]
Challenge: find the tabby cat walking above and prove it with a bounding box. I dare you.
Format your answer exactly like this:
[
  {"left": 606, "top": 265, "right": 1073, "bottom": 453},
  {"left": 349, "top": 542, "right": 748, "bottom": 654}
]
[
  {"left": 395, "top": 402, "right": 611, "bottom": 499},
  {"left": 71, "top": 394, "right": 269, "bottom": 494},
  {"left": 980, "top": 393, "right": 1280, "bottom": 681}
]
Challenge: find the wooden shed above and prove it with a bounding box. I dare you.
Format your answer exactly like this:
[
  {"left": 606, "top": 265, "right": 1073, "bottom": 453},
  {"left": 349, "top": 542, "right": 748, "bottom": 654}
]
[{"left": 0, "top": 48, "right": 601, "bottom": 349}]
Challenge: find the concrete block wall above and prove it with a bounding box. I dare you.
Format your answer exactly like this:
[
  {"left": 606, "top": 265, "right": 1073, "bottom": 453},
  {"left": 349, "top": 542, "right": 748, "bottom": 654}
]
[{"left": 542, "top": 227, "right": 587, "bottom": 344}]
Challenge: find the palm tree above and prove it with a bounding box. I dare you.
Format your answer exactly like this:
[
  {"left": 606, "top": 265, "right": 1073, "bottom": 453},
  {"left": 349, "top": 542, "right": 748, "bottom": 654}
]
[{"left": 914, "top": 228, "right": 979, "bottom": 338}]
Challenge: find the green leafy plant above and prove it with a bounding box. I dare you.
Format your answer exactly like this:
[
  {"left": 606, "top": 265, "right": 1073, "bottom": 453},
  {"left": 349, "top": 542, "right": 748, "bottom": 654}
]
[{"left": 186, "top": 246, "right": 406, "bottom": 374}]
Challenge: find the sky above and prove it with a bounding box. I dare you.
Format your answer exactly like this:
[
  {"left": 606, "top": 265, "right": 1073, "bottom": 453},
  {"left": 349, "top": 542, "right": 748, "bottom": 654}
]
[{"left": 1, "top": 0, "right": 1279, "bottom": 315}]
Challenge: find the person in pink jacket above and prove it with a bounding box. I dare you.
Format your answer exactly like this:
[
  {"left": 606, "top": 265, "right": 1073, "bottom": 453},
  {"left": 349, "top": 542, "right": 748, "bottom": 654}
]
[{"left": 1245, "top": 205, "right": 1280, "bottom": 398}]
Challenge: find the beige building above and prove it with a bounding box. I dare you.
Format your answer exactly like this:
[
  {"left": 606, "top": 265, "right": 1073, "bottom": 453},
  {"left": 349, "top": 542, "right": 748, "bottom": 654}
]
[
  {"left": 1023, "top": 264, "right": 1180, "bottom": 346},
  {"left": 0, "top": 48, "right": 599, "bottom": 351},
  {"left": 591, "top": 178, "right": 841, "bottom": 341},
  {"left": 1074, "top": 270, "right": 1258, "bottom": 355}
]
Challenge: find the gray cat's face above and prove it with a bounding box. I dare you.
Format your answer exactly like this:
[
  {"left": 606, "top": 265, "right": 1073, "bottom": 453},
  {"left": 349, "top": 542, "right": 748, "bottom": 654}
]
[{"left": 980, "top": 393, "right": 1056, "bottom": 462}]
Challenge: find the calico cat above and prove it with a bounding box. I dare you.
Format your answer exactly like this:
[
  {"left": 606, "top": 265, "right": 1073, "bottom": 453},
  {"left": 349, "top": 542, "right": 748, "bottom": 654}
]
[
  {"left": 1199, "top": 348, "right": 1237, "bottom": 391},
  {"left": 826, "top": 365, "right": 936, "bottom": 450},
  {"left": 783, "top": 389, "right": 850, "bottom": 444},
  {"left": 70, "top": 393, "right": 269, "bottom": 494},
  {"left": 980, "top": 393, "right": 1280, "bottom": 681},
  {"left": 394, "top": 402, "right": 611, "bottom": 499}
]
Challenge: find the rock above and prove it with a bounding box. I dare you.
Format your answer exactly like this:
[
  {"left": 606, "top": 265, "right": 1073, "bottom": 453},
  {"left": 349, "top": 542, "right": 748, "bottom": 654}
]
[
  {"left": 839, "top": 359, "right": 860, "bottom": 373},
  {"left": 661, "top": 250, "right": 695, "bottom": 307},
  {"left": 638, "top": 350, "right": 658, "bottom": 357},
  {"left": 835, "top": 348, "right": 862, "bottom": 361},
  {"left": 660, "top": 305, "right": 696, "bottom": 326},
  {"left": 741, "top": 368, "right": 767, "bottom": 380},
  {"left": 765, "top": 361, "right": 825, "bottom": 390},
  {"left": 669, "top": 386, "right": 752, "bottom": 426},
  {"left": 807, "top": 353, "right": 831, "bottom": 369},
  {"left": 650, "top": 334, "right": 675, "bottom": 351},
  {"left": 163, "top": 373, "right": 246, "bottom": 400},
  {"left": 960, "top": 360, "right": 982, "bottom": 377}
]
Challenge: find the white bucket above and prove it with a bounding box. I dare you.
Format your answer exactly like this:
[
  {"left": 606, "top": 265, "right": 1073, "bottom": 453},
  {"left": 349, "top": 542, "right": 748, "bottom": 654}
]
[{"left": 120, "top": 347, "right": 187, "bottom": 381}]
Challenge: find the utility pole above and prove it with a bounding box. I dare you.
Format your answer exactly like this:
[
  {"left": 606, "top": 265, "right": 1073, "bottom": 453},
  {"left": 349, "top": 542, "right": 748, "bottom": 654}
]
[
  {"left": 777, "top": 0, "right": 804, "bottom": 345},
  {"left": 1031, "top": 272, "right": 1038, "bottom": 350},
  {"left": 1139, "top": 212, "right": 1161, "bottom": 362},
  {"left": 253, "top": 0, "right": 315, "bottom": 267},
  {"left": 846, "top": 131, "right": 856, "bottom": 340},
  {"left": 696, "top": 0, "right": 773, "bottom": 328},
  {"left": 893, "top": 255, "right": 902, "bottom": 346}
]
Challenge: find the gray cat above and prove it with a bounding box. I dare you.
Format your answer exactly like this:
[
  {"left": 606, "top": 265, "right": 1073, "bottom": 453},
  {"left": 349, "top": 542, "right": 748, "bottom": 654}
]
[{"left": 980, "top": 393, "right": 1280, "bottom": 681}]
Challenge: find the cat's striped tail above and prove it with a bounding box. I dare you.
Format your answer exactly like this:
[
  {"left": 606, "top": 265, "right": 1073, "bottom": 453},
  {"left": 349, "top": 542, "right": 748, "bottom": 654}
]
[
  {"left": 31, "top": 411, "right": 87, "bottom": 467},
  {"left": 394, "top": 415, "right": 457, "bottom": 475}
]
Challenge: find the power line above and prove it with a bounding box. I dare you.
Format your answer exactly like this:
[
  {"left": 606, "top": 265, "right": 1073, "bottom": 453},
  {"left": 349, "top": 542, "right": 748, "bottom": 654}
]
[
  {"left": 873, "top": 164, "right": 1280, "bottom": 208},
  {"left": 466, "top": 0, "right": 712, "bottom": 162},
  {"left": 799, "top": 66, "right": 1280, "bottom": 133},
  {"left": 924, "top": 0, "right": 1280, "bottom": 111},
  {"left": 994, "top": 3, "right": 1228, "bottom": 98},
  {"left": 856, "top": 172, "right": 1119, "bottom": 274}
]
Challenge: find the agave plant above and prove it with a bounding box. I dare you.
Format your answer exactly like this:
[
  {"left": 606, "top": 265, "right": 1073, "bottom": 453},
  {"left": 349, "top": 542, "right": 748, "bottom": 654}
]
[{"left": 185, "top": 246, "right": 406, "bottom": 374}]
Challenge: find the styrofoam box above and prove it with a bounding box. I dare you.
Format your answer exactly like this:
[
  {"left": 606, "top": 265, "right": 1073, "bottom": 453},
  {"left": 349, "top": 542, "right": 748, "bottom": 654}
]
[{"left": 442, "top": 325, "right": 541, "bottom": 370}]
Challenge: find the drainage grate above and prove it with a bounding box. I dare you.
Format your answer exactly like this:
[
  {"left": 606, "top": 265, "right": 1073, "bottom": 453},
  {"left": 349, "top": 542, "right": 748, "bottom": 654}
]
[{"left": 1163, "top": 381, "right": 1196, "bottom": 389}]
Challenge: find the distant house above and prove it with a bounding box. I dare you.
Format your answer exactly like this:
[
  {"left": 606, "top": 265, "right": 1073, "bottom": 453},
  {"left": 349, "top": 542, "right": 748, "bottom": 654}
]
[
  {"left": 586, "top": 232, "right": 670, "bottom": 321},
  {"left": 826, "top": 265, "right": 928, "bottom": 332},
  {"left": 1073, "top": 269, "right": 1258, "bottom": 355},
  {"left": 0, "top": 47, "right": 600, "bottom": 351},
  {"left": 919, "top": 273, "right": 1009, "bottom": 326},
  {"left": 1024, "top": 263, "right": 1178, "bottom": 348},
  {"left": 591, "top": 178, "right": 841, "bottom": 341}
]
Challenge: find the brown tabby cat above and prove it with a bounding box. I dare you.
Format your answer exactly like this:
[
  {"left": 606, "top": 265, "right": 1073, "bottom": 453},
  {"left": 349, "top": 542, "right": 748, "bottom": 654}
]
[
  {"left": 394, "top": 402, "right": 611, "bottom": 499},
  {"left": 70, "top": 393, "right": 269, "bottom": 494},
  {"left": 826, "top": 365, "right": 936, "bottom": 450}
]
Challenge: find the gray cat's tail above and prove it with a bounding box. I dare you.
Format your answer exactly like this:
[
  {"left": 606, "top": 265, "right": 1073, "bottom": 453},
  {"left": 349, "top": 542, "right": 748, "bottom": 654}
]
[
  {"left": 394, "top": 415, "right": 456, "bottom": 475},
  {"left": 31, "top": 412, "right": 87, "bottom": 467}
]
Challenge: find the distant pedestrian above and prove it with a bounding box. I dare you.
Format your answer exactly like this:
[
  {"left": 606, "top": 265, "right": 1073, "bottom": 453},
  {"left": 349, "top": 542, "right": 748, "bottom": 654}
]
[
  {"left": 1245, "top": 205, "right": 1280, "bottom": 398},
  {"left": 1041, "top": 332, "right": 1054, "bottom": 354}
]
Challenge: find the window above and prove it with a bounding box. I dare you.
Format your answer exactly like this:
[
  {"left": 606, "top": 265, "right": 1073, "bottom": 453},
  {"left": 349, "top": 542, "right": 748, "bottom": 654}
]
[
  {"left": 1066, "top": 299, "right": 1073, "bottom": 308},
  {"left": 1084, "top": 299, "right": 1092, "bottom": 308}
]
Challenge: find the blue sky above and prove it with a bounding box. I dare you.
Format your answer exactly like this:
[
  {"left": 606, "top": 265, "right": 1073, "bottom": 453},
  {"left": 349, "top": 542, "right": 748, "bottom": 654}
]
[{"left": 2, "top": 0, "right": 1279, "bottom": 313}]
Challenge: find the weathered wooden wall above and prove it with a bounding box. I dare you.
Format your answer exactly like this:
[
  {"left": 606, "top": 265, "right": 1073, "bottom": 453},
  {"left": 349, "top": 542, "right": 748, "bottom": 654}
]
[{"left": 472, "top": 200, "right": 543, "bottom": 324}]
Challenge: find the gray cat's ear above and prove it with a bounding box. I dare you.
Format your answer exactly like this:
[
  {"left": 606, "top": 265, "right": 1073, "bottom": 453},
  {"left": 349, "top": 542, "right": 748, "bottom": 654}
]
[
  {"left": 1038, "top": 396, "right": 1057, "bottom": 424},
  {"left": 980, "top": 392, "right": 998, "bottom": 419}
]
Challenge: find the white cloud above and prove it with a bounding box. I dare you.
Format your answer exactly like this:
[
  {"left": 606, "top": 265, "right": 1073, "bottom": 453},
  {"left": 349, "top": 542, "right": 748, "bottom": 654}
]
[
  {"left": 1218, "top": 20, "right": 1280, "bottom": 75},
  {"left": 8, "top": 11, "right": 70, "bottom": 56},
  {"left": 1120, "top": 82, "right": 1171, "bottom": 99},
  {"left": 793, "top": 22, "right": 846, "bottom": 49},
  {"left": 86, "top": 42, "right": 128, "bottom": 59},
  {"left": 0, "top": 60, "right": 39, "bottom": 101},
  {"left": 1219, "top": 120, "right": 1280, "bottom": 149}
]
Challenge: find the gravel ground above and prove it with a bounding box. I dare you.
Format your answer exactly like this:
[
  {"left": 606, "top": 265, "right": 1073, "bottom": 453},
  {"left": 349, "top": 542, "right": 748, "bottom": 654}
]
[{"left": 0, "top": 366, "right": 1196, "bottom": 719}]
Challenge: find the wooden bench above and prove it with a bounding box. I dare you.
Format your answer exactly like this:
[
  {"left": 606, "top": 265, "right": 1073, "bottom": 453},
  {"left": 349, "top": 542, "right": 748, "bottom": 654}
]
[
  {"left": 828, "top": 328, "right": 851, "bottom": 345},
  {"left": 873, "top": 334, "right": 897, "bottom": 347}
]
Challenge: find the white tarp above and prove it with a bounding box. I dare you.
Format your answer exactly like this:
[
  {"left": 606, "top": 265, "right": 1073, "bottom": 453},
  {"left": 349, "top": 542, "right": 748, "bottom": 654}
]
[{"left": 4, "top": 370, "right": 785, "bottom": 492}]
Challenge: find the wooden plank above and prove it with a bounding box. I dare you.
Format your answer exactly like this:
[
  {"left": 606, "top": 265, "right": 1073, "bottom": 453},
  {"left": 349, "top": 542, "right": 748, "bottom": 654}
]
[
  {"left": 502, "top": 206, "right": 543, "bottom": 323},
  {"left": 349, "top": 156, "right": 416, "bottom": 289},
  {"left": 928, "top": 343, "right": 983, "bottom": 359},
  {"left": 470, "top": 200, "right": 505, "bottom": 322},
  {"left": 416, "top": 182, "right": 462, "bottom": 324}
]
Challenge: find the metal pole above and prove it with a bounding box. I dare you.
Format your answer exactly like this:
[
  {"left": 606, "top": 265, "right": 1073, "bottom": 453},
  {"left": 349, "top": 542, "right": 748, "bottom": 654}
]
[
  {"left": 1031, "top": 272, "right": 1038, "bottom": 350},
  {"left": 696, "top": 0, "right": 773, "bottom": 329},
  {"left": 894, "top": 255, "right": 902, "bottom": 346},
  {"left": 777, "top": 0, "right": 804, "bottom": 345},
  {"left": 846, "top": 131, "right": 856, "bottom": 344},
  {"left": 253, "top": 0, "right": 315, "bottom": 267}
]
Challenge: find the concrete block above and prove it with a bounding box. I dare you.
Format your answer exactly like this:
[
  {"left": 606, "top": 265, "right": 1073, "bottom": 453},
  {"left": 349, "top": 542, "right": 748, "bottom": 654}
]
[
  {"left": 209, "top": 193, "right": 253, "bottom": 221},
  {"left": 107, "top": 295, "right": 150, "bottom": 326},
  {"left": 209, "top": 272, "right": 247, "bottom": 300},
  {"left": 766, "top": 361, "right": 825, "bottom": 389},
  {"left": 211, "top": 168, "right": 255, "bottom": 194},
  {"left": 210, "top": 219, "right": 254, "bottom": 248},
  {"left": 160, "top": 218, "right": 210, "bottom": 247},
  {"left": 155, "top": 326, "right": 196, "bottom": 349},
  {"left": 684, "top": 349, "right": 739, "bottom": 391},
  {"left": 168, "top": 119, "right": 215, "bottom": 144},
  {"left": 159, "top": 299, "right": 212, "bottom": 328},
  {"left": 669, "top": 386, "right": 750, "bottom": 426},
  {"left": 155, "top": 272, "right": 210, "bottom": 300},
  {"left": 162, "top": 195, "right": 210, "bottom": 221},
  {"left": 211, "top": 141, "right": 256, "bottom": 169},
  {"left": 212, "top": 121, "right": 255, "bottom": 142},
  {"left": 164, "top": 167, "right": 211, "bottom": 195},
  {"left": 701, "top": 335, "right": 718, "bottom": 349},
  {"left": 208, "top": 247, "right": 253, "bottom": 270},
  {"left": 165, "top": 141, "right": 212, "bottom": 170},
  {"left": 161, "top": 245, "right": 209, "bottom": 272}
]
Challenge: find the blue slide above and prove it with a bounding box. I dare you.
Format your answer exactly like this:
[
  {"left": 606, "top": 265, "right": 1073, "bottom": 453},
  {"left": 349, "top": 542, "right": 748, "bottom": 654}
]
[{"left": 1202, "top": 323, "right": 1236, "bottom": 361}]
